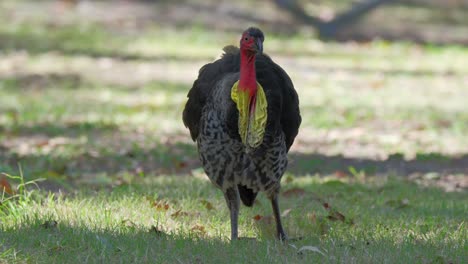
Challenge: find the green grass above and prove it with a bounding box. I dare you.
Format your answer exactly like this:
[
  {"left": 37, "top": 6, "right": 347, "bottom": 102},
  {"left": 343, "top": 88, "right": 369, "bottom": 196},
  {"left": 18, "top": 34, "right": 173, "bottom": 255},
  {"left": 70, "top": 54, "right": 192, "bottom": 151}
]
[
  {"left": 1, "top": 1, "right": 468, "bottom": 263},
  {"left": 1, "top": 174, "right": 466, "bottom": 263}
]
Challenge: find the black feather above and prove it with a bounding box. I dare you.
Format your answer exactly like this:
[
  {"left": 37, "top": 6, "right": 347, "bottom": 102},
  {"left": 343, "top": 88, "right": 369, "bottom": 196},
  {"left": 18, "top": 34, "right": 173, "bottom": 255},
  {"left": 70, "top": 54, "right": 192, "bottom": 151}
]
[
  {"left": 238, "top": 185, "right": 257, "bottom": 207},
  {"left": 182, "top": 48, "right": 301, "bottom": 149},
  {"left": 245, "top": 27, "right": 265, "bottom": 42}
]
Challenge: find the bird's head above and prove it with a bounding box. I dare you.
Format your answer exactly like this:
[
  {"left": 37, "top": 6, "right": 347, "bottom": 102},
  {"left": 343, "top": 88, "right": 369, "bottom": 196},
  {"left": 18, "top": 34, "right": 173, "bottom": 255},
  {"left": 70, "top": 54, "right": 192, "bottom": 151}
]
[
  {"left": 240, "top": 27, "right": 264, "bottom": 55},
  {"left": 234, "top": 27, "right": 267, "bottom": 149}
]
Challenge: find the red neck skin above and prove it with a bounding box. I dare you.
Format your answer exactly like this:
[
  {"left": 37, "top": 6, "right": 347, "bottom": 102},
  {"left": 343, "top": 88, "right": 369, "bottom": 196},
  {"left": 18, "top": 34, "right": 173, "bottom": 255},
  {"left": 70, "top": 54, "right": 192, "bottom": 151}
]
[{"left": 239, "top": 48, "right": 257, "bottom": 97}]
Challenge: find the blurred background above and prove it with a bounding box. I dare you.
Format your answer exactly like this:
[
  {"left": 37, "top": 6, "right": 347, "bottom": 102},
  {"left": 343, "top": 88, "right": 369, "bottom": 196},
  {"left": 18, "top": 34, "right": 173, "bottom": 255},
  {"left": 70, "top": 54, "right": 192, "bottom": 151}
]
[{"left": 0, "top": 0, "right": 467, "bottom": 191}]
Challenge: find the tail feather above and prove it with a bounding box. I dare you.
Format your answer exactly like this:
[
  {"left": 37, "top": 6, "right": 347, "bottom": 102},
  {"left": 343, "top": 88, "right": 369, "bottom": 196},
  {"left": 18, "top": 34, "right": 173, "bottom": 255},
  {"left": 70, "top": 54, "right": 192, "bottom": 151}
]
[{"left": 238, "top": 185, "right": 257, "bottom": 207}]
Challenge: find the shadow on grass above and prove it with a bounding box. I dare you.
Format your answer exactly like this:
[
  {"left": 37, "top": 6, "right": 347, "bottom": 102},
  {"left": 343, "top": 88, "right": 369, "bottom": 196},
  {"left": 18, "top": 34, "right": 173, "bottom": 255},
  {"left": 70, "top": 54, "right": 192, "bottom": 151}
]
[
  {"left": 303, "top": 65, "right": 459, "bottom": 77},
  {"left": 1, "top": 179, "right": 466, "bottom": 263},
  {"left": 1, "top": 224, "right": 233, "bottom": 263},
  {"left": 0, "top": 72, "right": 191, "bottom": 93},
  {"left": 1, "top": 129, "right": 467, "bottom": 192},
  {"left": 289, "top": 152, "right": 468, "bottom": 176},
  {"left": 2, "top": 29, "right": 461, "bottom": 78},
  {"left": 0, "top": 121, "right": 119, "bottom": 138},
  {"left": 0, "top": 73, "right": 84, "bottom": 90},
  {"left": 0, "top": 136, "right": 198, "bottom": 191},
  {"left": 0, "top": 31, "right": 211, "bottom": 62}
]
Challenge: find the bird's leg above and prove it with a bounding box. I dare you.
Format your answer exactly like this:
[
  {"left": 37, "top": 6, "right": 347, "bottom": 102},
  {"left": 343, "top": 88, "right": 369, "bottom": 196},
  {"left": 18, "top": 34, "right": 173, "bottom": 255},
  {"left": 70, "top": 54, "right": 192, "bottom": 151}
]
[
  {"left": 270, "top": 193, "right": 288, "bottom": 241},
  {"left": 224, "top": 187, "right": 240, "bottom": 241}
]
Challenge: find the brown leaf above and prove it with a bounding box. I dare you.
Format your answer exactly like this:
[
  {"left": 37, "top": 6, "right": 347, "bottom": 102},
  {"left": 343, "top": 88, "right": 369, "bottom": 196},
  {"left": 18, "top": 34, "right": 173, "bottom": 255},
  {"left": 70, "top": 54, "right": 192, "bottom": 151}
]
[
  {"left": 253, "top": 214, "right": 263, "bottom": 221},
  {"left": 190, "top": 224, "right": 206, "bottom": 234},
  {"left": 171, "top": 209, "right": 189, "bottom": 218},
  {"left": 334, "top": 171, "right": 347, "bottom": 178},
  {"left": 35, "top": 139, "right": 50, "bottom": 147},
  {"left": 177, "top": 161, "right": 188, "bottom": 169},
  {"left": 327, "top": 211, "right": 346, "bottom": 222},
  {"left": 307, "top": 212, "right": 317, "bottom": 223},
  {"left": 282, "top": 187, "right": 305, "bottom": 197},
  {"left": 0, "top": 175, "right": 14, "bottom": 195},
  {"left": 151, "top": 199, "right": 170, "bottom": 211},
  {"left": 200, "top": 199, "right": 214, "bottom": 210},
  {"left": 172, "top": 157, "right": 188, "bottom": 170},
  {"left": 253, "top": 215, "right": 276, "bottom": 238},
  {"left": 322, "top": 202, "right": 347, "bottom": 223},
  {"left": 256, "top": 215, "right": 274, "bottom": 226}
]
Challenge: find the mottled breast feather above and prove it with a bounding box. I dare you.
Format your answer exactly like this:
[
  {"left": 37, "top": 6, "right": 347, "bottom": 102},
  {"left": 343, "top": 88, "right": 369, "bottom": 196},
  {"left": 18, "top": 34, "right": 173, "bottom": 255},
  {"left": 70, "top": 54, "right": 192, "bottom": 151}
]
[{"left": 182, "top": 47, "right": 301, "bottom": 151}]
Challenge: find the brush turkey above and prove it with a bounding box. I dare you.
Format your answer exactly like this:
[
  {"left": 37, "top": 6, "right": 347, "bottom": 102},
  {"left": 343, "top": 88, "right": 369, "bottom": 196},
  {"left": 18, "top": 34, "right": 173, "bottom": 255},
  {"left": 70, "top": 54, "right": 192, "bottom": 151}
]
[{"left": 183, "top": 27, "right": 301, "bottom": 240}]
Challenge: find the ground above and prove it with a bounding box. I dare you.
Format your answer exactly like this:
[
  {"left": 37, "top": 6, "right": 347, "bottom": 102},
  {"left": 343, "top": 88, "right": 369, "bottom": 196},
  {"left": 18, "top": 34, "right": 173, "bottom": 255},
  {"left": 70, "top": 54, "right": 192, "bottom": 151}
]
[{"left": 0, "top": 0, "right": 467, "bottom": 263}]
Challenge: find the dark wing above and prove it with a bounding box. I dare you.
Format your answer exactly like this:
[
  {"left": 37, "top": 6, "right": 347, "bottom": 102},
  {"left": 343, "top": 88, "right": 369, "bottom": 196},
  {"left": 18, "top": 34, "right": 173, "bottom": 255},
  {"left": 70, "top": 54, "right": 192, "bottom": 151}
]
[
  {"left": 276, "top": 63, "right": 301, "bottom": 151},
  {"left": 182, "top": 46, "right": 240, "bottom": 141},
  {"left": 256, "top": 54, "right": 301, "bottom": 151}
]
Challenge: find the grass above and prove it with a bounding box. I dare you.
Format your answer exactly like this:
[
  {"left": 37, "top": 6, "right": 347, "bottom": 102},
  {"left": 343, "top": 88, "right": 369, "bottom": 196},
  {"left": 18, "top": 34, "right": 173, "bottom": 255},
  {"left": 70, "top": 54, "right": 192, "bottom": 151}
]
[
  {"left": 1, "top": 173, "right": 467, "bottom": 263},
  {"left": 0, "top": 0, "right": 467, "bottom": 263}
]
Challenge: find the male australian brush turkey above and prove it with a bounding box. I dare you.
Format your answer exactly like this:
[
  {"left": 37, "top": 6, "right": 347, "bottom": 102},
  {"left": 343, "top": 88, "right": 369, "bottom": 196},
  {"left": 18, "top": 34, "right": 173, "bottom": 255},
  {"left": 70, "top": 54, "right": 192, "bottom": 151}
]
[{"left": 183, "top": 27, "right": 301, "bottom": 241}]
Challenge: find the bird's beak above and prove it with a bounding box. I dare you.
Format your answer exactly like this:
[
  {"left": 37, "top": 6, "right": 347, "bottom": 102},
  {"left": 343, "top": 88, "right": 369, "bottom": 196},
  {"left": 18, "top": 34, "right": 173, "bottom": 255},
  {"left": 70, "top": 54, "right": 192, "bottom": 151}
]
[{"left": 255, "top": 38, "right": 263, "bottom": 54}]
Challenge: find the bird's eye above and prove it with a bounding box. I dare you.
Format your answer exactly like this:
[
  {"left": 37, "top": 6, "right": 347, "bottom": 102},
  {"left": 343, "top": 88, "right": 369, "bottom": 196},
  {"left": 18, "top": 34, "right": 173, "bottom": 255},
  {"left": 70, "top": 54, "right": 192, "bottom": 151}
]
[{"left": 244, "top": 37, "right": 249, "bottom": 41}]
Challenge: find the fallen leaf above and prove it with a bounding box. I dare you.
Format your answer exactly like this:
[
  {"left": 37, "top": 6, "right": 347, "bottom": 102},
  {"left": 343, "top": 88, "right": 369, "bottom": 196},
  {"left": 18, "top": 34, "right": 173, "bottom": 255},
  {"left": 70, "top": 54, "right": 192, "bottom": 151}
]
[
  {"left": 171, "top": 209, "right": 189, "bottom": 218},
  {"left": 150, "top": 199, "right": 170, "bottom": 211},
  {"left": 190, "top": 224, "right": 206, "bottom": 235},
  {"left": 0, "top": 174, "right": 14, "bottom": 195},
  {"left": 200, "top": 199, "right": 214, "bottom": 210},
  {"left": 323, "top": 202, "right": 347, "bottom": 223},
  {"left": 253, "top": 215, "right": 276, "bottom": 238},
  {"left": 297, "top": 246, "right": 326, "bottom": 256},
  {"left": 307, "top": 212, "right": 317, "bottom": 223},
  {"left": 256, "top": 215, "right": 274, "bottom": 225},
  {"left": 177, "top": 161, "right": 187, "bottom": 169},
  {"left": 282, "top": 187, "right": 305, "bottom": 197},
  {"left": 253, "top": 214, "right": 263, "bottom": 221},
  {"left": 334, "top": 171, "right": 347, "bottom": 178},
  {"left": 327, "top": 211, "right": 346, "bottom": 222},
  {"left": 281, "top": 208, "right": 292, "bottom": 218},
  {"left": 35, "top": 139, "right": 50, "bottom": 147}
]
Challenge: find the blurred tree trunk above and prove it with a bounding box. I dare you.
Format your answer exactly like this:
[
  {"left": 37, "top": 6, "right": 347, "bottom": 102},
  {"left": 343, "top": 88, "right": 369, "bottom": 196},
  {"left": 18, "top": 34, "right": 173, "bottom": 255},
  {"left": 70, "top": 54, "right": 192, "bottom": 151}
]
[{"left": 274, "top": 0, "right": 395, "bottom": 39}]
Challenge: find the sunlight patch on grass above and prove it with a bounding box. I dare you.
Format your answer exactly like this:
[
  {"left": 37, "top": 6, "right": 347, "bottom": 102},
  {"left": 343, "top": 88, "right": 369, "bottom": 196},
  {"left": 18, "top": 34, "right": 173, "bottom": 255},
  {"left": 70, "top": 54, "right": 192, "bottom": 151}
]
[{"left": 0, "top": 175, "right": 466, "bottom": 263}]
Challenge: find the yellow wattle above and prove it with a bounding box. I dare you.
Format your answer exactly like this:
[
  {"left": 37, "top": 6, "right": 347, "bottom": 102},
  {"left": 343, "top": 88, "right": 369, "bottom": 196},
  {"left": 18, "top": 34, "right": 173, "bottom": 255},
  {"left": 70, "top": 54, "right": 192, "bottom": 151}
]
[{"left": 230, "top": 81, "right": 268, "bottom": 148}]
